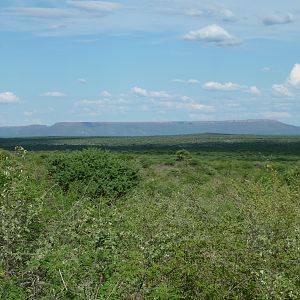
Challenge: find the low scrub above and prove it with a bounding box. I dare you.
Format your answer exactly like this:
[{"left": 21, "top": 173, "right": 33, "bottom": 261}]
[{"left": 1, "top": 147, "right": 300, "bottom": 299}]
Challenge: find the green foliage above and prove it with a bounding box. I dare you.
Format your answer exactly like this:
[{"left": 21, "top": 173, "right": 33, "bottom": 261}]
[
  {"left": 1, "top": 134, "right": 300, "bottom": 155},
  {"left": 0, "top": 142, "right": 300, "bottom": 298},
  {"left": 0, "top": 150, "right": 47, "bottom": 298},
  {"left": 47, "top": 149, "right": 139, "bottom": 198},
  {"left": 163, "top": 157, "right": 176, "bottom": 166},
  {"left": 175, "top": 149, "right": 192, "bottom": 161}
]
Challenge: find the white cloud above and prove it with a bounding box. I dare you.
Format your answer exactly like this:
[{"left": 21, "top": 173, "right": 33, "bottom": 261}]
[
  {"left": 185, "top": 9, "right": 203, "bottom": 17},
  {"left": 0, "top": 92, "right": 19, "bottom": 103},
  {"left": 288, "top": 64, "right": 300, "bottom": 87},
  {"left": 101, "top": 90, "right": 111, "bottom": 97},
  {"left": 262, "top": 13, "right": 294, "bottom": 26},
  {"left": 179, "top": 103, "right": 216, "bottom": 112},
  {"left": 261, "top": 67, "right": 272, "bottom": 72},
  {"left": 67, "top": 1, "right": 122, "bottom": 12},
  {"left": 220, "top": 9, "right": 237, "bottom": 22},
  {"left": 132, "top": 86, "right": 148, "bottom": 97},
  {"left": 272, "top": 84, "right": 293, "bottom": 97},
  {"left": 181, "top": 96, "right": 193, "bottom": 102},
  {"left": 132, "top": 86, "right": 170, "bottom": 98},
  {"left": 149, "top": 91, "right": 170, "bottom": 98},
  {"left": 78, "top": 78, "right": 87, "bottom": 84},
  {"left": 173, "top": 79, "right": 200, "bottom": 84},
  {"left": 183, "top": 24, "right": 242, "bottom": 46},
  {"left": 247, "top": 86, "right": 261, "bottom": 95},
  {"left": 203, "top": 81, "right": 241, "bottom": 91},
  {"left": 24, "top": 111, "right": 35, "bottom": 117},
  {"left": 41, "top": 92, "right": 66, "bottom": 97},
  {"left": 227, "top": 103, "right": 240, "bottom": 108},
  {"left": 202, "top": 81, "right": 262, "bottom": 96},
  {"left": 75, "top": 98, "right": 129, "bottom": 116},
  {"left": 185, "top": 8, "right": 236, "bottom": 22},
  {"left": 76, "top": 99, "right": 104, "bottom": 106},
  {"left": 270, "top": 64, "right": 300, "bottom": 98},
  {"left": 131, "top": 88, "right": 215, "bottom": 113}
]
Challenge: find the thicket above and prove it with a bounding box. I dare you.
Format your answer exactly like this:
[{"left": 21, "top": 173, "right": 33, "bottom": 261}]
[{"left": 0, "top": 147, "right": 299, "bottom": 299}]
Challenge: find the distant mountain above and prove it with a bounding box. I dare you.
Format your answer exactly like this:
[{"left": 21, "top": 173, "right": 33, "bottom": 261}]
[{"left": 0, "top": 120, "right": 300, "bottom": 137}]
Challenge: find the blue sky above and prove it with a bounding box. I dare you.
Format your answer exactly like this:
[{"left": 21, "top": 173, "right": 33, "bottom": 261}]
[{"left": 0, "top": 0, "right": 300, "bottom": 126}]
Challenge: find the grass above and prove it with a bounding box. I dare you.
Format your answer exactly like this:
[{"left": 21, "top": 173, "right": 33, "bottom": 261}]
[{"left": 0, "top": 136, "right": 300, "bottom": 299}]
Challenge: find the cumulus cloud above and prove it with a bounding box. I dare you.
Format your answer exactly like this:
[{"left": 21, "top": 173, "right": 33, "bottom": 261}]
[
  {"left": 78, "top": 78, "right": 87, "bottom": 84},
  {"left": 203, "top": 81, "right": 241, "bottom": 91},
  {"left": 185, "top": 9, "right": 203, "bottom": 17},
  {"left": 41, "top": 92, "right": 66, "bottom": 97},
  {"left": 76, "top": 99, "right": 104, "bottom": 106},
  {"left": 75, "top": 97, "right": 129, "bottom": 116},
  {"left": 220, "top": 9, "right": 237, "bottom": 22},
  {"left": 181, "top": 96, "right": 193, "bottom": 102},
  {"left": 76, "top": 97, "right": 130, "bottom": 107},
  {"left": 185, "top": 8, "right": 237, "bottom": 22},
  {"left": 271, "top": 64, "right": 300, "bottom": 98},
  {"left": 261, "top": 67, "right": 272, "bottom": 72},
  {"left": 272, "top": 84, "right": 293, "bottom": 97},
  {"left": 178, "top": 103, "right": 216, "bottom": 112},
  {"left": 173, "top": 79, "right": 200, "bottom": 84},
  {"left": 247, "top": 86, "right": 261, "bottom": 95},
  {"left": 183, "top": 24, "right": 242, "bottom": 46},
  {"left": 262, "top": 13, "right": 294, "bottom": 26},
  {"left": 132, "top": 87, "right": 170, "bottom": 98},
  {"left": 132, "top": 86, "right": 148, "bottom": 97},
  {"left": 130, "top": 87, "right": 216, "bottom": 114},
  {"left": 150, "top": 91, "right": 170, "bottom": 98},
  {"left": 288, "top": 64, "right": 300, "bottom": 87},
  {"left": 0, "top": 92, "right": 19, "bottom": 103},
  {"left": 101, "top": 90, "right": 111, "bottom": 97},
  {"left": 202, "top": 81, "right": 262, "bottom": 95}
]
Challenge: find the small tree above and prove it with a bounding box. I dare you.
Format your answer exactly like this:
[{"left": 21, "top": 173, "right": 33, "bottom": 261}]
[
  {"left": 47, "top": 149, "right": 139, "bottom": 198},
  {"left": 175, "top": 149, "right": 192, "bottom": 161}
]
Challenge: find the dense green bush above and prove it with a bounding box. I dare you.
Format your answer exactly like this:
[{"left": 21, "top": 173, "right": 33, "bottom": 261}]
[
  {"left": 175, "top": 149, "right": 192, "bottom": 161},
  {"left": 47, "top": 149, "right": 139, "bottom": 198}
]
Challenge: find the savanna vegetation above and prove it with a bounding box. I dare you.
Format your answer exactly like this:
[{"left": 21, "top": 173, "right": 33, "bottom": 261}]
[{"left": 0, "top": 135, "right": 300, "bottom": 299}]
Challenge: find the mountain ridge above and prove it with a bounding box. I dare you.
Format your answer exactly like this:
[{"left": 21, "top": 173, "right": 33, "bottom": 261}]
[{"left": 0, "top": 119, "right": 299, "bottom": 137}]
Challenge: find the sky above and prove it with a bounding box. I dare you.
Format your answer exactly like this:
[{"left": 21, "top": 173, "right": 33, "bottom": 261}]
[{"left": 0, "top": 0, "right": 300, "bottom": 126}]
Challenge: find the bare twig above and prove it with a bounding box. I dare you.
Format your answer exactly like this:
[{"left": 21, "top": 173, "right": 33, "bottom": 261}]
[{"left": 59, "top": 269, "right": 68, "bottom": 291}]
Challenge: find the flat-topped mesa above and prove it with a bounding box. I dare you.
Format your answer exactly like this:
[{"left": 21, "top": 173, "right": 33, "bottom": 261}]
[
  {"left": 0, "top": 120, "right": 299, "bottom": 137},
  {"left": 187, "top": 119, "right": 281, "bottom": 125}
]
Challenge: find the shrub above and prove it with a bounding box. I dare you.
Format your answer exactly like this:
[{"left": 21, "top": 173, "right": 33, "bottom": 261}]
[
  {"left": 47, "top": 149, "right": 139, "bottom": 198},
  {"left": 175, "top": 149, "right": 192, "bottom": 161},
  {"left": 0, "top": 149, "right": 45, "bottom": 293}
]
